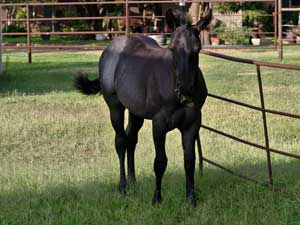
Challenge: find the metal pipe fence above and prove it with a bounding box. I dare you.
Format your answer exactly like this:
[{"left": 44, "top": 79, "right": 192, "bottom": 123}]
[
  {"left": 197, "top": 49, "right": 300, "bottom": 190},
  {"left": 278, "top": 2, "right": 300, "bottom": 60},
  {"left": 0, "top": 0, "right": 277, "bottom": 63}
]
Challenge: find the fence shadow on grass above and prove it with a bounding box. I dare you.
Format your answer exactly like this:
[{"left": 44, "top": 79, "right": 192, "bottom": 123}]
[{"left": 0, "top": 160, "right": 299, "bottom": 224}]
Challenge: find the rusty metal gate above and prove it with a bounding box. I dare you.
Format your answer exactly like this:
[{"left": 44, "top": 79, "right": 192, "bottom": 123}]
[{"left": 197, "top": 49, "right": 300, "bottom": 191}]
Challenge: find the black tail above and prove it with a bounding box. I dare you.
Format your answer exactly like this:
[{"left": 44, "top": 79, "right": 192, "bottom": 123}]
[{"left": 74, "top": 73, "right": 101, "bottom": 95}]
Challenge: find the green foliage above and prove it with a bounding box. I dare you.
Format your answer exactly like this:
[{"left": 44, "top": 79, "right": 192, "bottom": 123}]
[
  {"left": 15, "top": 8, "right": 26, "bottom": 19},
  {"left": 242, "top": 4, "right": 274, "bottom": 32},
  {"left": 213, "top": 3, "right": 274, "bottom": 33},
  {"left": 211, "top": 21, "right": 226, "bottom": 35},
  {"left": 219, "top": 26, "right": 249, "bottom": 45},
  {"left": 39, "top": 24, "right": 52, "bottom": 32},
  {"left": 2, "top": 0, "right": 56, "bottom": 2},
  {"left": 103, "top": 3, "right": 124, "bottom": 16},
  {"left": 3, "top": 35, "right": 110, "bottom": 46},
  {"left": 283, "top": 11, "right": 300, "bottom": 25},
  {"left": 213, "top": 3, "right": 243, "bottom": 14},
  {"left": 4, "top": 24, "right": 26, "bottom": 33},
  {"left": 61, "top": 11, "right": 92, "bottom": 32},
  {"left": 3, "top": 7, "right": 27, "bottom": 34}
]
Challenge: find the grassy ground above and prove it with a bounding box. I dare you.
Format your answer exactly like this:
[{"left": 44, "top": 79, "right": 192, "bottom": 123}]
[{"left": 0, "top": 47, "right": 299, "bottom": 225}]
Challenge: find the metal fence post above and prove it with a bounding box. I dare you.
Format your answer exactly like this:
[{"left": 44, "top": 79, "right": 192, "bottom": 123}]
[
  {"left": 274, "top": 0, "right": 278, "bottom": 50},
  {"left": 125, "top": 0, "right": 129, "bottom": 35},
  {"left": 256, "top": 65, "right": 273, "bottom": 186},
  {"left": 0, "top": 4, "right": 2, "bottom": 75},
  {"left": 196, "top": 134, "right": 204, "bottom": 176},
  {"left": 278, "top": 0, "right": 283, "bottom": 60},
  {"left": 26, "top": 4, "right": 32, "bottom": 64}
]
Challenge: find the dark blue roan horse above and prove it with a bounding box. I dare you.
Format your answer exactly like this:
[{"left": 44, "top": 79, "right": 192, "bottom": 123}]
[{"left": 75, "top": 9, "right": 212, "bottom": 206}]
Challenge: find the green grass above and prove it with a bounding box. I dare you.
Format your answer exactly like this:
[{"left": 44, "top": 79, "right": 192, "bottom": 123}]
[{"left": 0, "top": 47, "right": 299, "bottom": 225}]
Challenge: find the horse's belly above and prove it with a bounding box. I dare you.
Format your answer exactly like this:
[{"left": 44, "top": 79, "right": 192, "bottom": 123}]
[
  {"left": 116, "top": 76, "right": 162, "bottom": 119},
  {"left": 117, "top": 90, "right": 159, "bottom": 119}
]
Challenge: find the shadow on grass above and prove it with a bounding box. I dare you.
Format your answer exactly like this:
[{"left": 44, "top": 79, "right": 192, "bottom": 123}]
[
  {"left": 0, "top": 60, "right": 98, "bottom": 95},
  {"left": 0, "top": 161, "right": 299, "bottom": 225}
]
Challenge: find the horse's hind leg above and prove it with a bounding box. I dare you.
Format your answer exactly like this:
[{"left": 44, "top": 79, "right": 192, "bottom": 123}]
[
  {"left": 108, "top": 102, "right": 127, "bottom": 193},
  {"left": 126, "top": 112, "right": 144, "bottom": 184}
]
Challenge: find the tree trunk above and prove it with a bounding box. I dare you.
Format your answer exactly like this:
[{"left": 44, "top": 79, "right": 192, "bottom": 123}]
[
  {"left": 189, "top": 2, "right": 200, "bottom": 24},
  {"left": 200, "top": 3, "right": 210, "bottom": 46},
  {"left": 189, "top": 3, "right": 211, "bottom": 46},
  {"left": 7, "top": 6, "right": 17, "bottom": 26}
]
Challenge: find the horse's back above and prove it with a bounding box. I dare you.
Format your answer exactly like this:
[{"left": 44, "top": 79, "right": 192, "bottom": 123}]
[
  {"left": 99, "top": 35, "right": 175, "bottom": 117},
  {"left": 99, "top": 35, "right": 160, "bottom": 94}
]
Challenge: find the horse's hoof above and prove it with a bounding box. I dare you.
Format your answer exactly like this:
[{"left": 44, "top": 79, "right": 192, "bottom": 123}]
[
  {"left": 152, "top": 191, "right": 162, "bottom": 205},
  {"left": 127, "top": 175, "right": 136, "bottom": 185},
  {"left": 119, "top": 182, "right": 127, "bottom": 195},
  {"left": 152, "top": 197, "right": 162, "bottom": 206},
  {"left": 186, "top": 194, "right": 197, "bottom": 207},
  {"left": 119, "top": 187, "right": 126, "bottom": 195}
]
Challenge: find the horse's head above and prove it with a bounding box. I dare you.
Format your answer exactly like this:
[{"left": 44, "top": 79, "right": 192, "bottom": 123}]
[
  {"left": 165, "top": 9, "right": 211, "bottom": 101},
  {"left": 166, "top": 9, "right": 212, "bottom": 54}
]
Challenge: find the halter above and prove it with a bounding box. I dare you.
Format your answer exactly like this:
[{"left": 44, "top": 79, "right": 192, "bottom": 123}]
[
  {"left": 174, "top": 83, "right": 195, "bottom": 107},
  {"left": 171, "top": 49, "right": 195, "bottom": 108}
]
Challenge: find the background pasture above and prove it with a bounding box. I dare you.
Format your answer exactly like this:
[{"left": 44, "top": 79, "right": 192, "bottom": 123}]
[{"left": 0, "top": 47, "right": 299, "bottom": 225}]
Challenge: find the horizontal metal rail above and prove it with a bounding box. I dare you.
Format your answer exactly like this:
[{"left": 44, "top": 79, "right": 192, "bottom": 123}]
[
  {"left": 3, "top": 45, "right": 105, "bottom": 49},
  {"left": 201, "top": 125, "right": 300, "bottom": 159},
  {"left": 208, "top": 93, "right": 300, "bottom": 119},
  {"left": 0, "top": 0, "right": 275, "bottom": 7},
  {"left": 202, "top": 156, "right": 300, "bottom": 197},
  {"left": 200, "top": 50, "right": 300, "bottom": 70},
  {"left": 0, "top": 1, "right": 277, "bottom": 57},
  {"left": 208, "top": 93, "right": 263, "bottom": 112},
  {"left": 202, "top": 157, "right": 267, "bottom": 185},
  {"left": 280, "top": 8, "right": 300, "bottom": 12},
  {"left": 1, "top": 16, "right": 127, "bottom": 22},
  {"left": 2, "top": 31, "right": 125, "bottom": 36},
  {"left": 0, "top": 2, "right": 125, "bottom": 7}
]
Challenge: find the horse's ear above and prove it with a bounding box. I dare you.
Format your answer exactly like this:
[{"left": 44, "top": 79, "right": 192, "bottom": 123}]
[
  {"left": 192, "top": 9, "right": 212, "bottom": 32},
  {"left": 165, "top": 9, "right": 177, "bottom": 31}
]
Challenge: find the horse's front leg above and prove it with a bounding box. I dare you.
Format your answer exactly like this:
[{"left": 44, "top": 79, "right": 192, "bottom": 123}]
[
  {"left": 152, "top": 117, "right": 168, "bottom": 205},
  {"left": 180, "top": 116, "right": 201, "bottom": 206}
]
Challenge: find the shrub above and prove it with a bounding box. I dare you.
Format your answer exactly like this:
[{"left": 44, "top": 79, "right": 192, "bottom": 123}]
[
  {"left": 219, "top": 27, "right": 249, "bottom": 45},
  {"left": 3, "top": 7, "right": 26, "bottom": 36},
  {"left": 61, "top": 11, "right": 92, "bottom": 32},
  {"left": 39, "top": 24, "right": 52, "bottom": 33}
]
